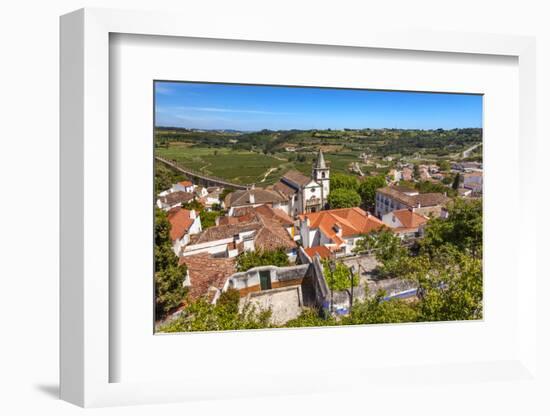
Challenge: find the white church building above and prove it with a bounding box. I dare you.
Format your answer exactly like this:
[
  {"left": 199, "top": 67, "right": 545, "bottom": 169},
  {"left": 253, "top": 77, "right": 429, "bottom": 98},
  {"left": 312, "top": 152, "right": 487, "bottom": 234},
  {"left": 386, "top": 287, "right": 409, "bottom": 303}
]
[
  {"left": 271, "top": 149, "right": 330, "bottom": 216},
  {"left": 224, "top": 149, "right": 331, "bottom": 218}
]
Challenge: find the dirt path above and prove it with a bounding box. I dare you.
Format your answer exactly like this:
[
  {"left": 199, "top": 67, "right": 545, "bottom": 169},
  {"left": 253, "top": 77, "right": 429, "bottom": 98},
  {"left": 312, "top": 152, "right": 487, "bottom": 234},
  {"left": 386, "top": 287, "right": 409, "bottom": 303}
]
[{"left": 260, "top": 167, "right": 277, "bottom": 183}]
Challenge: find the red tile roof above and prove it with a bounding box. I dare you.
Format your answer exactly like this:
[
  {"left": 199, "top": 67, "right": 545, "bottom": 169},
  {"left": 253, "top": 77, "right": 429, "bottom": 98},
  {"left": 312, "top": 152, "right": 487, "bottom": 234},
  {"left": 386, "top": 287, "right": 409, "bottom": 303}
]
[
  {"left": 391, "top": 209, "right": 429, "bottom": 229},
  {"left": 179, "top": 180, "right": 193, "bottom": 187},
  {"left": 167, "top": 208, "right": 195, "bottom": 241},
  {"left": 281, "top": 170, "right": 312, "bottom": 187},
  {"left": 194, "top": 207, "right": 296, "bottom": 251},
  {"left": 179, "top": 254, "right": 236, "bottom": 301},
  {"left": 253, "top": 204, "right": 294, "bottom": 226},
  {"left": 159, "top": 191, "right": 195, "bottom": 206},
  {"left": 304, "top": 246, "right": 333, "bottom": 259},
  {"left": 377, "top": 187, "right": 449, "bottom": 208},
  {"left": 300, "top": 207, "right": 386, "bottom": 247},
  {"left": 224, "top": 188, "right": 288, "bottom": 208}
]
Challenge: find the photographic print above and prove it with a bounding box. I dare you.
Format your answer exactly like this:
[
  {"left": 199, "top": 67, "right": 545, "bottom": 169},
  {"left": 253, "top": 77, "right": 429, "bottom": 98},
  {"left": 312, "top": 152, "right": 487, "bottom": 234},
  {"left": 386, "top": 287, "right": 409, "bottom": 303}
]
[{"left": 154, "top": 81, "right": 483, "bottom": 333}]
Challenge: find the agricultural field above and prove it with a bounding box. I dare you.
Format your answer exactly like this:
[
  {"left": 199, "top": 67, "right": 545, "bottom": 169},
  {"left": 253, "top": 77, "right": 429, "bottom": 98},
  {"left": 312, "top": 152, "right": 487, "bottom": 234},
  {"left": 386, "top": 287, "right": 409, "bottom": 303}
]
[
  {"left": 154, "top": 127, "right": 482, "bottom": 186},
  {"left": 155, "top": 143, "right": 287, "bottom": 185}
]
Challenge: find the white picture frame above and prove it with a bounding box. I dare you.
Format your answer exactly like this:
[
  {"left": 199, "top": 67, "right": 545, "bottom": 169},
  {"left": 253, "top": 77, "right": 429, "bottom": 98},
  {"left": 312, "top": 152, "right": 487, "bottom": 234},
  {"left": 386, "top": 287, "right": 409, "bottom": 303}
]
[{"left": 60, "top": 7, "right": 538, "bottom": 408}]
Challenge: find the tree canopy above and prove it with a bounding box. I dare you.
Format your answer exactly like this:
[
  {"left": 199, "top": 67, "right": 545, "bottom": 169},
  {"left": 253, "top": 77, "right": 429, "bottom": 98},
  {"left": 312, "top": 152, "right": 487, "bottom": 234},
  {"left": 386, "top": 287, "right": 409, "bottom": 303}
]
[
  {"left": 155, "top": 208, "right": 188, "bottom": 318},
  {"left": 330, "top": 173, "right": 359, "bottom": 192},
  {"left": 236, "top": 248, "right": 290, "bottom": 272},
  {"left": 358, "top": 175, "right": 386, "bottom": 210},
  {"left": 322, "top": 260, "right": 359, "bottom": 291},
  {"left": 159, "top": 294, "right": 272, "bottom": 332},
  {"left": 327, "top": 188, "right": 361, "bottom": 209}
]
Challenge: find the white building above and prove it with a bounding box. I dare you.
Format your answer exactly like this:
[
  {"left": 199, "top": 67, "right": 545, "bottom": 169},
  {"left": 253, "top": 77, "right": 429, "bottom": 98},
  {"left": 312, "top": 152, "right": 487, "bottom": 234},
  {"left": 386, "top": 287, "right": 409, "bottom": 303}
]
[
  {"left": 375, "top": 186, "right": 449, "bottom": 218},
  {"left": 171, "top": 180, "right": 195, "bottom": 194},
  {"left": 182, "top": 211, "right": 297, "bottom": 259},
  {"left": 463, "top": 171, "right": 483, "bottom": 194},
  {"left": 270, "top": 149, "right": 330, "bottom": 217},
  {"left": 167, "top": 208, "right": 202, "bottom": 255},
  {"left": 382, "top": 208, "right": 429, "bottom": 239},
  {"left": 156, "top": 191, "right": 195, "bottom": 211}
]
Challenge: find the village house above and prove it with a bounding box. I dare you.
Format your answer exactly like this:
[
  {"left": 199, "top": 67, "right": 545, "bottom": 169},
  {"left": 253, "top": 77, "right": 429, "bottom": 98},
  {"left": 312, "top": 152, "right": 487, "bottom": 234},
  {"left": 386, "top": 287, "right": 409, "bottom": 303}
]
[
  {"left": 194, "top": 185, "right": 209, "bottom": 199},
  {"left": 172, "top": 180, "right": 195, "bottom": 194},
  {"left": 220, "top": 204, "right": 298, "bottom": 241},
  {"left": 156, "top": 191, "right": 195, "bottom": 211},
  {"left": 299, "top": 207, "right": 386, "bottom": 256},
  {"left": 402, "top": 167, "right": 413, "bottom": 181},
  {"left": 387, "top": 169, "right": 402, "bottom": 183},
  {"left": 375, "top": 186, "right": 450, "bottom": 218},
  {"left": 382, "top": 208, "right": 429, "bottom": 239},
  {"left": 178, "top": 253, "right": 237, "bottom": 303},
  {"left": 463, "top": 171, "right": 483, "bottom": 194},
  {"left": 197, "top": 186, "right": 224, "bottom": 210},
  {"left": 182, "top": 210, "right": 297, "bottom": 259},
  {"left": 167, "top": 207, "right": 202, "bottom": 255},
  {"left": 224, "top": 185, "right": 290, "bottom": 214}
]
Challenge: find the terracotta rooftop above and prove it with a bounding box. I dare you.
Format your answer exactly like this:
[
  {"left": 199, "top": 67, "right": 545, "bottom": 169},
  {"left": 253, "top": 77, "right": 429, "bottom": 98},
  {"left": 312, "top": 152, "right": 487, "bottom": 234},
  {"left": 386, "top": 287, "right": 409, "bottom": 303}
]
[
  {"left": 390, "top": 209, "right": 429, "bottom": 230},
  {"left": 253, "top": 204, "right": 294, "bottom": 227},
  {"left": 224, "top": 187, "right": 288, "bottom": 208},
  {"left": 167, "top": 208, "right": 196, "bottom": 241},
  {"left": 194, "top": 219, "right": 262, "bottom": 244},
  {"left": 377, "top": 187, "right": 449, "bottom": 208},
  {"left": 304, "top": 246, "right": 333, "bottom": 259},
  {"left": 281, "top": 170, "right": 312, "bottom": 187},
  {"left": 253, "top": 216, "right": 296, "bottom": 251},
  {"left": 179, "top": 180, "right": 193, "bottom": 187},
  {"left": 218, "top": 204, "right": 293, "bottom": 228},
  {"left": 193, "top": 208, "right": 296, "bottom": 251},
  {"left": 300, "top": 207, "right": 386, "bottom": 247},
  {"left": 179, "top": 253, "right": 236, "bottom": 301},
  {"left": 159, "top": 191, "right": 195, "bottom": 206},
  {"left": 269, "top": 180, "right": 297, "bottom": 197}
]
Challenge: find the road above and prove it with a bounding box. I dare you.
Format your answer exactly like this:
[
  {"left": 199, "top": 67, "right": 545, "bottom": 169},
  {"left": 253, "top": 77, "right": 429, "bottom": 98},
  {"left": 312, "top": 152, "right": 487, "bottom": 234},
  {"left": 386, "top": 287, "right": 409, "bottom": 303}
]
[{"left": 461, "top": 142, "right": 482, "bottom": 159}]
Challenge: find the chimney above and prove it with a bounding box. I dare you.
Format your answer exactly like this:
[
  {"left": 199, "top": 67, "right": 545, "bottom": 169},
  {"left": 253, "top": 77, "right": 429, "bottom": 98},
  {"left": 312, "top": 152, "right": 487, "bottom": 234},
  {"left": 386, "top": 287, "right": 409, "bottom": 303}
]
[
  {"left": 249, "top": 191, "right": 255, "bottom": 204},
  {"left": 189, "top": 209, "right": 196, "bottom": 219}
]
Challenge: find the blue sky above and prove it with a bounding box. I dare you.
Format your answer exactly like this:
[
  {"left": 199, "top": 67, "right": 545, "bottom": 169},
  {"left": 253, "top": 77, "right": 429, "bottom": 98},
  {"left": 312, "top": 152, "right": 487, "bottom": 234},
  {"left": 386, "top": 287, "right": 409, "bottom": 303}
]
[{"left": 155, "top": 81, "right": 482, "bottom": 131}]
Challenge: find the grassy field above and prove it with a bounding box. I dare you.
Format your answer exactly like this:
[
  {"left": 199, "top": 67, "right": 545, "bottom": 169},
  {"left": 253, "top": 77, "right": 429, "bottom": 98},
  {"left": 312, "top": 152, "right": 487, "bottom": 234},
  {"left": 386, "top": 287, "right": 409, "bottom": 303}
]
[
  {"left": 155, "top": 143, "right": 361, "bottom": 186},
  {"left": 155, "top": 144, "right": 287, "bottom": 185}
]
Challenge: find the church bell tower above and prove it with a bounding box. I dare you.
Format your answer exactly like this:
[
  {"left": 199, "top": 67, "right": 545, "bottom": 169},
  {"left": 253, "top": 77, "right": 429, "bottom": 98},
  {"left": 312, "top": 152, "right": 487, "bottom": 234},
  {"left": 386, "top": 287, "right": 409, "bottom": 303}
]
[{"left": 312, "top": 149, "right": 330, "bottom": 208}]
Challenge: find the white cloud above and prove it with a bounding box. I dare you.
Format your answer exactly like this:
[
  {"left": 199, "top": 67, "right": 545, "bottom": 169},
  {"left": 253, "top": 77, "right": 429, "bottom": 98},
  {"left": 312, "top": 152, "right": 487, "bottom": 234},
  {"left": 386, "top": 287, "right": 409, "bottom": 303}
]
[
  {"left": 175, "top": 106, "right": 293, "bottom": 116},
  {"left": 155, "top": 85, "right": 174, "bottom": 95}
]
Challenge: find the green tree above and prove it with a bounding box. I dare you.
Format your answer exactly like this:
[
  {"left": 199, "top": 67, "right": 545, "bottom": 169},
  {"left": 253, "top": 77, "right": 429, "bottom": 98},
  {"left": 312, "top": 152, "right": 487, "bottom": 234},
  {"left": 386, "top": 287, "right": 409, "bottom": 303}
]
[
  {"left": 200, "top": 210, "right": 220, "bottom": 229},
  {"left": 415, "top": 180, "right": 457, "bottom": 197},
  {"left": 182, "top": 199, "right": 203, "bottom": 211},
  {"left": 330, "top": 173, "right": 359, "bottom": 191},
  {"left": 159, "top": 297, "right": 272, "bottom": 332},
  {"left": 342, "top": 290, "right": 419, "bottom": 325},
  {"left": 236, "top": 249, "right": 290, "bottom": 272},
  {"left": 413, "top": 164, "right": 420, "bottom": 180},
  {"left": 285, "top": 308, "right": 336, "bottom": 328},
  {"left": 402, "top": 247, "right": 482, "bottom": 322},
  {"left": 155, "top": 208, "right": 188, "bottom": 318},
  {"left": 421, "top": 198, "right": 482, "bottom": 258},
  {"left": 438, "top": 160, "right": 451, "bottom": 172},
  {"left": 358, "top": 175, "right": 386, "bottom": 209},
  {"left": 327, "top": 188, "right": 361, "bottom": 209},
  {"left": 322, "top": 260, "right": 359, "bottom": 291},
  {"left": 452, "top": 173, "right": 461, "bottom": 190},
  {"left": 353, "top": 229, "right": 407, "bottom": 277}
]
